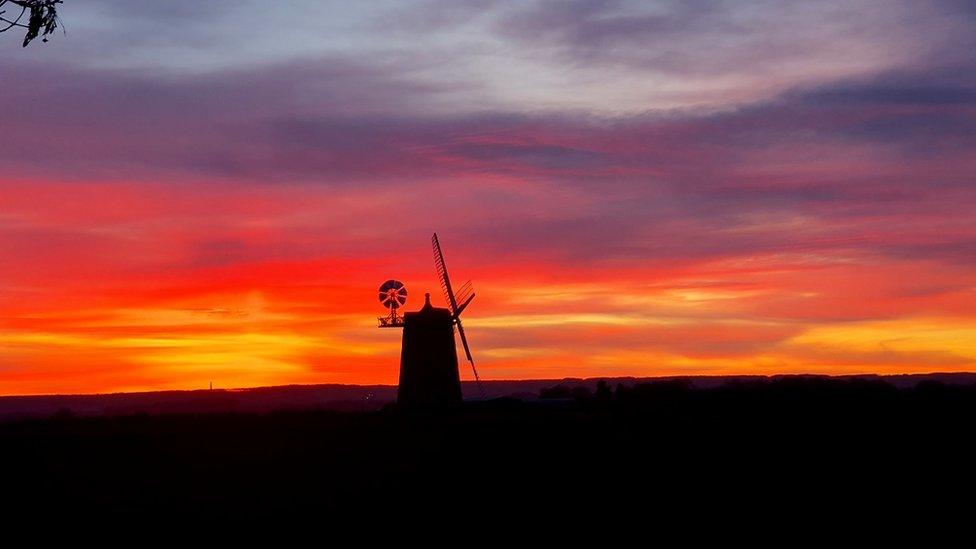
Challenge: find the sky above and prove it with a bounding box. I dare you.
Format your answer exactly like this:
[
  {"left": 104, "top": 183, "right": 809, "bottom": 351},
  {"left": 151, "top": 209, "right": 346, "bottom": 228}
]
[{"left": 1, "top": 0, "right": 975, "bottom": 395}]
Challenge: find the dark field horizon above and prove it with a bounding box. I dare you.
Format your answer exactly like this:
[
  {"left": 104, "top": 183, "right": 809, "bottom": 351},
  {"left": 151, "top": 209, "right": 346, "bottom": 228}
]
[
  {"left": 4, "top": 371, "right": 976, "bottom": 421},
  {"left": 3, "top": 375, "right": 974, "bottom": 523}
]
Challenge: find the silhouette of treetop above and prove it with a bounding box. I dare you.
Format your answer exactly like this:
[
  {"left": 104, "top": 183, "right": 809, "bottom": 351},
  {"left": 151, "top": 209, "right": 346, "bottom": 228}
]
[{"left": 0, "top": 0, "right": 62, "bottom": 47}]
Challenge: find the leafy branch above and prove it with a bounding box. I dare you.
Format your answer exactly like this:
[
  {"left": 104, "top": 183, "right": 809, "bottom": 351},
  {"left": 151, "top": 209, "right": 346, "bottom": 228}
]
[{"left": 0, "top": 0, "right": 63, "bottom": 47}]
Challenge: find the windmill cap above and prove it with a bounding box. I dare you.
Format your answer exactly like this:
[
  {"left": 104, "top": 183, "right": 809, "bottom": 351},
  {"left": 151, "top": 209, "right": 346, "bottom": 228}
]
[
  {"left": 407, "top": 291, "right": 452, "bottom": 322},
  {"left": 420, "top": 293, "right": 441, "bottom": 313}
]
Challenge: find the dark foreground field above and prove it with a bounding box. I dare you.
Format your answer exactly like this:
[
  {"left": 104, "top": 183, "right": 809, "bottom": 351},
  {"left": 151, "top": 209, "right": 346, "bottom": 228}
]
[{"left": 3, "top": 377, "right": 974, "bottom": 524}]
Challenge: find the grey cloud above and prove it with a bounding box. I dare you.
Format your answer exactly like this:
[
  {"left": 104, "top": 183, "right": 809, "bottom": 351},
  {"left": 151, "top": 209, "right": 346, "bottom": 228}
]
[{"left": 2, "top": 47, "right": 975, "bottom": 270}]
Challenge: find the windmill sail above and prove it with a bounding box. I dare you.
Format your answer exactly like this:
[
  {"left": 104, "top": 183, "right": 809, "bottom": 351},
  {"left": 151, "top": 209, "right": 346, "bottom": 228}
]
[
  {"left": 432, "top": 232, "right": 485, "bottom": 398},
  {"left": 432, "top": 233, "right": 458, "bottom": 311},
  {"left": 455, "top": 319, "right": 474, "bottom": 364}
]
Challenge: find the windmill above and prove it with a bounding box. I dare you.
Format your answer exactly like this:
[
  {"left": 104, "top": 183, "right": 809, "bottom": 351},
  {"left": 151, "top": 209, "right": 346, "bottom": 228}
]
[
  {"left": 377, "top": 233, "right": 484, "bottom": 408},
  {"left": 377, "top": 279, "right": 407, "bottom": 327},
  {"left": 432, "top": 233, "right": 485, "bottom": 397}
]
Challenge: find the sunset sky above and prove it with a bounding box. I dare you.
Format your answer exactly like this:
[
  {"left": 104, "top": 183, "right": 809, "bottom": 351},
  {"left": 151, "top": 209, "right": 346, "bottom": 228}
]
[{"left": 1, "top": 0, "right": 975, "bottom": 395}]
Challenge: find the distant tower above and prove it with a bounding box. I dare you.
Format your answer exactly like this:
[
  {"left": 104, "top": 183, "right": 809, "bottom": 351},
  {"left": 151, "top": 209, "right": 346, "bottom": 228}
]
[{"left": 397, "top": 293, "right": 462, "bottom": 408}]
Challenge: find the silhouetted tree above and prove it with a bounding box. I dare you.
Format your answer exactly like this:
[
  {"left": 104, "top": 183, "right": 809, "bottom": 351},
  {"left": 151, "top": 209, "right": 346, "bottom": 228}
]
[
  {"left": 0, "top": 0, "right": 62, "bottom": 46},
  {"left": 570, "top": 386, "right": 592, "bottom": 402},
  {"left": 540, "top": 385, "right": 572, "bottom": 399}
]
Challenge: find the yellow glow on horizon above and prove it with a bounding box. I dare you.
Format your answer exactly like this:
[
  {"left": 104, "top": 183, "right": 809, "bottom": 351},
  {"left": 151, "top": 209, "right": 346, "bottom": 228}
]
[
  {"left": 787, "top": 317, "right": 976, "bottom": 363},
  {"left": 3, "top": 274, "right": 975, "bottom": 394},
  {"left": 472, "top": 313, "right": 659, "bottom": 328}
]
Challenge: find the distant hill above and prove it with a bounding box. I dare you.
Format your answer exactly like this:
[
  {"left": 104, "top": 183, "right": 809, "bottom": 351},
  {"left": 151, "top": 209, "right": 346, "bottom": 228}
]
[{"left": 2, "top": 372, "right": 975, "bottom": 421}]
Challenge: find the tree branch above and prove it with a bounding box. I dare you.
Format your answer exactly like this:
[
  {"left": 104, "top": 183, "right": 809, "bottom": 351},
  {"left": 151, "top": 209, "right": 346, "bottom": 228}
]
[{"left": 0, "top": 0, "right": 62, "bottom": 46}]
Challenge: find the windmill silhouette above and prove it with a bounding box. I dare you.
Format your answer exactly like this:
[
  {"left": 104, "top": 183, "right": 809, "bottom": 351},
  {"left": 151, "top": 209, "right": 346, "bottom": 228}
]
[
  {"left": 377, "top": 279, "right": 407, "bottom": 327},
  {"left": 378, "top": 233, "right": 484, "bottom": 408}
]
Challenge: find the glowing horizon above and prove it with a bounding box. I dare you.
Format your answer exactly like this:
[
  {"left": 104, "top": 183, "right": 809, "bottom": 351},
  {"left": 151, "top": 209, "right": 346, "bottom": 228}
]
[{"left": 1, "top": 1, "right": 975, "bottom": 395}]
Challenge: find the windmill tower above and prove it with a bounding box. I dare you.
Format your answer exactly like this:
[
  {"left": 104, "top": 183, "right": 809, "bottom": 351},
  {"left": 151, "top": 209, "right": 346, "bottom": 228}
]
[{"left": 377, "top": 233, "right": 484, "bottom": 408}]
